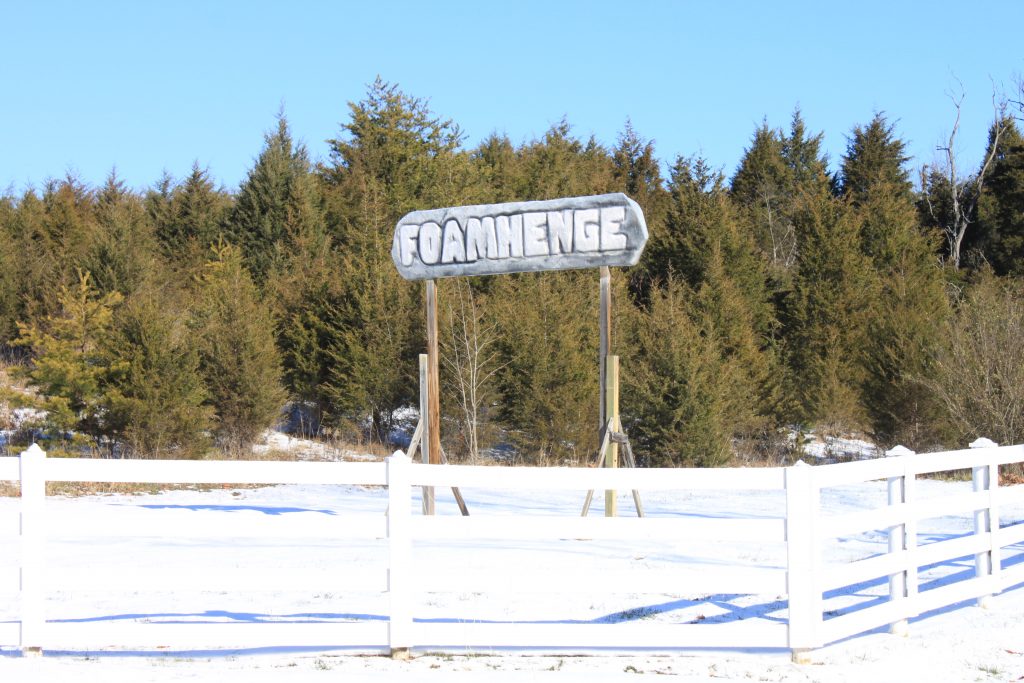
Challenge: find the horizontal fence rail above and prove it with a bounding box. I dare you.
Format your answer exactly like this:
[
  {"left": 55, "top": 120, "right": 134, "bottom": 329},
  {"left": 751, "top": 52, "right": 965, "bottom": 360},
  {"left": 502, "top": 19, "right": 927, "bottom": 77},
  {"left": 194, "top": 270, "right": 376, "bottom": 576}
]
[{"left": 0, "top": 439, "right": 1022, "bottom": 660}]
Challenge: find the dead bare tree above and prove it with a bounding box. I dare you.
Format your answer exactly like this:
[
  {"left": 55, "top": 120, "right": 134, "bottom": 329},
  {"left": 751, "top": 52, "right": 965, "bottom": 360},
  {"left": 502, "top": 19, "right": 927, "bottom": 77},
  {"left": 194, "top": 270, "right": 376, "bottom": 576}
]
[
  {"left": 440, "top": 279, "right": 505, "bottom": 462},
  {"left": 921, "top": 81, "right": 1009, "bottom": 269}
]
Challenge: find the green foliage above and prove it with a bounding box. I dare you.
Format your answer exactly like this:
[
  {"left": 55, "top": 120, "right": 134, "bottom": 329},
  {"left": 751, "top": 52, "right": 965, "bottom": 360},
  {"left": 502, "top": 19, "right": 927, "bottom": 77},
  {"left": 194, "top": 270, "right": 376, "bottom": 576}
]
[
  {"left": 191, "top": 242, "right": 286, "bottom": 454},
  {"left": 10, "top": 78, "right": 1024, "bottom": 463},
  {"left": 322, "top": 243, "right": 420, "bottom": 442},
  {"left": 13, "top": 271, "right": 122, "bottom": 446},
  {"left": 622, "top": 276, "right": 739, "bottom": 467},
  {"left": 844, "top": 115, "right": 949, "bottom": 447},
  {"left": 782, "top": 187, "right": 873, "bottom": 431},
  {"left": 324, "top": 76, "right": 470, "bottom": 230},
  {"left": 732, "top": 111, "right": 831, "bottom": 281},
  {"left": 491, "top": 270, "right": 599, "bottom": 463},
  {"left": 82, "top": 171, "right": 161, "bottom": 299},
  {"left": 318, "top": 78, "right": 467, "bottom": 441},
  {"left": 105, "top": 287, "right": 212, "bottom": 458},
  {"left": 976, "top": 118, "right": 1024, "bottom": 275},
  {"left": 840, "top": 113, "right": 913, "bottom": 207},
  {"left": 226, "top": 115, "right": 322, "bottom": 285},
  {"left": 150, "top": 164, "right": 231, "bottom": 274},
  {"left": 611, "top": 121, "right": 669, "bottom": 300},
  {"left": 516, "top": 120, "right": 614, "bottom": 201}
]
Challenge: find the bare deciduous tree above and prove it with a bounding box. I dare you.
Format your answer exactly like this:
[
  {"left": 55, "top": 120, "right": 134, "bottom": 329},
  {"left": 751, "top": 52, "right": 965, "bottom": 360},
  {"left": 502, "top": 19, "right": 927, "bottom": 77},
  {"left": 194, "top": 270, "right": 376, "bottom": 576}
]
[
  {"left": 921, "top": 81, "right": 1009, "bottom": 269},
  {"left": 440, "top": 279, "right": 504, "bottom": 462},
  {"left": 923, "top": 274, "right": 1024, "bottom": 457}
]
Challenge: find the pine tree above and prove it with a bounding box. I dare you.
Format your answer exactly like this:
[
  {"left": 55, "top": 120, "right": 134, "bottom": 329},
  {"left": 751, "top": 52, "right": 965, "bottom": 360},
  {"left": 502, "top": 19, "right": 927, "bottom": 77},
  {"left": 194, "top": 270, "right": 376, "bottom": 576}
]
[
  {"left": 104, "top": 287, "right": 212, "bottom": 458},
  {"left": 4, "top": 190, "right": 55, "bottom": 331},
  {"left": 471, "top": 133, "right": 522, "bottom": 203},
  {"left": 516, "top": 119, "right": 614, "bottom": 201},
  {"left": 0, "top": 195, "right": 21, "bottom": 343},
  {"left": 490, "top": 270, "right": 599, "bottom": 463},
  {"left": 842, "top": 115, "right": 948, "bottom": 447},
  {"left": 13, "top": 271, "right": 122, "bottom": 448},
  {"left": 323, "top": 77, "right": 468, "bottom": 230},
  {"left": 319, "top": 79, "right": 473, "bottom": 442},
  {"left": 82, "top": 171, "right": 160, "bottom": 298},
  {"left": 611, "top": 120, "right": 668, "bottom": 300},
  {"left": 732, "top": 110, "right": 832, "bottom": 280},
  {"left": 226, "top": 115, "right": 320, "bottom": 285},
  {"left": 150, "top": 163, "right": 231, "bottom": 274},
  {"left": 975, "top": 118, "right": 1024, "bottom": 275},
  {"left": 731, "top": 122, "right": 795, "bottom": 274},
  {"left": 622, "top": 275, "right": 737, "bottom": 467},
  {"left": 840, "top": 113, "right": 912, "bottom": 208},
  {"left": 191, "top": 242, "right": 286, "bottom": 454},
  {"left": 782, "top": 187, "right": 873, "bottom": 432}
]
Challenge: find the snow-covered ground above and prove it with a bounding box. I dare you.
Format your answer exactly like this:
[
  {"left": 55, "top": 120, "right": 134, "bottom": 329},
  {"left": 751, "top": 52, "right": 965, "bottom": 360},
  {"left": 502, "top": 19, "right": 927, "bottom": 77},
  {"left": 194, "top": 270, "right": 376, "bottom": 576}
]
[{"left": 0, "top": 474, "right": 1022, "bottom": 682}]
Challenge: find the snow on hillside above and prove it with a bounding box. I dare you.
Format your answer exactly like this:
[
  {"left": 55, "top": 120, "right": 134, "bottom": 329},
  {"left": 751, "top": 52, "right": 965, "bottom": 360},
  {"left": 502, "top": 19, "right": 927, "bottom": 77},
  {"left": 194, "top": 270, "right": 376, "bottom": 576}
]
[{"left": 0, "top": 472, "right": 1022, "bottom": 682}]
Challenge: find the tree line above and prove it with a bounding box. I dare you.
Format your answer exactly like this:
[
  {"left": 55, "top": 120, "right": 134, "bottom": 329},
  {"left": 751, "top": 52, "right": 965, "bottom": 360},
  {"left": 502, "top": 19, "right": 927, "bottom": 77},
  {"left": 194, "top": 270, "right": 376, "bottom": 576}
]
[{"left": 3, "top": 77, "right": 1024, "bottom": 463}]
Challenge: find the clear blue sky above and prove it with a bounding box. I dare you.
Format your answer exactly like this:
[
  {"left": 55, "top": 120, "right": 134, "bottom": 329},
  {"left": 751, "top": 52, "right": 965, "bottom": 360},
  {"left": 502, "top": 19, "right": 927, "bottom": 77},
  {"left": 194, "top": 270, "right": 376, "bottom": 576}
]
[{"left": 3, "top": 0, "right": 1022, "bottom": 194}]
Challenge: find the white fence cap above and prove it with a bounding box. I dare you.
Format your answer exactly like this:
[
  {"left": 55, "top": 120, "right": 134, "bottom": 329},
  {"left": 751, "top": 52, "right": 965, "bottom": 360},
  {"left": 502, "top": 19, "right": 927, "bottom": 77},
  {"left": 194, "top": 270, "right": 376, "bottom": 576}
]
[
  {"left": 969, "top": 438, "right": 998, "bottom": 449},
  {"left": 885, "top": 445, "right": 915, "bottom": 457}
]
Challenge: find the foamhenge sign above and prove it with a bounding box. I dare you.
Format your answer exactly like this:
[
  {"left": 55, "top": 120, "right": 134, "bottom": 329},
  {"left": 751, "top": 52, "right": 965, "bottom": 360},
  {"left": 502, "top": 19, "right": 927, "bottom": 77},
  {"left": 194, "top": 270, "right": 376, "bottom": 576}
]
[{"left": 391, "top": 193, "right": 648, "bottom": 280}]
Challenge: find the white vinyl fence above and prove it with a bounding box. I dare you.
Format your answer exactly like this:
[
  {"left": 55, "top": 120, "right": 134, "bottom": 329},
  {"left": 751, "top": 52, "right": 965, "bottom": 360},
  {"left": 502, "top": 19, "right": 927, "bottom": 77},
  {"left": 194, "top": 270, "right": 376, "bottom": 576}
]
[{"left": 0, "top": 440, "right": 1022, "bottom": 660}]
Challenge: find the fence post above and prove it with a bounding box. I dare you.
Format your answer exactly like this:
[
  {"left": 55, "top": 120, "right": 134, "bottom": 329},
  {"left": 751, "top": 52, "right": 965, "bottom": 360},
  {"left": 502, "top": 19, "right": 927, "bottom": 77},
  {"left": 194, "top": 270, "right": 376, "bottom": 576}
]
[
  {"left": 785, "top": 461, "right": 820, "bottom": 663},
  {"left": 386, "top": 452, "right": 413, "bottom": 658},
  {"left": 418, "top": 354, "right": 434, "bottom": 516},
  {"left": 970, "top": 438, "right": 998, "bottom": 608},
  {"left": 885, "top": 445, "right": 915, "bottom": 636},
  {"left": 19, "top": 443, "right": 46, "bottom": 655}
]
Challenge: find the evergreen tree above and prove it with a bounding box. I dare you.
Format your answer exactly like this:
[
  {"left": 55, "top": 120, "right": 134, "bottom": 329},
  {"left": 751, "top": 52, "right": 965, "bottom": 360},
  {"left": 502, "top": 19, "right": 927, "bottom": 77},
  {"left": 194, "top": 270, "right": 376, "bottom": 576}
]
[
  {"left": 0, "top": 195, "right": 21, "bottom": 343},
  {"left": 322, "top": 233, "right": 420, "bottom": 442},
  {"left": 144, "top": 171, "right": 176, "bottom": 247},
  {"left": 82, "top": 171, "right": 160, "bottom": 298},
  {"left": 150, "top": 163, "right": 231, "bottom": 274},
  {"left": 490, "top": 270, "right": 599, "bottom": 463},
  {"left": 842, "top": 115, "right": 948, "bottom": 447},
  {"left": 731, "top": 122, "right": 795, "bottom": 274},
  {"left": 840, "top": 113, "right": 913, "bottom": 208},
  {"left": 516, "top": 119, "right": 614, "bottom": 201},
  {"left": 319, "top": 79, "right": 473, "bottom": 442},
  {"left": 323, "top": 76, "right": 469, "bottom": 232},
  {"left": 226, "top": 115, "right": 320, "bottom": 284},
  {"left": 471, "top": 133, "right": 522, "bottom": 203},
  {"left": 105, "top": 287, "right": 212, "bottom": 458},
  {"left": 975, "top": 118, "right": 1024, "bottom": 275},
  {"left": 13, "top": 271, "right": 122, "bottom": 448},
  {"left": 622, "top": 275, "right": 737, "bottom": 467},
  {"left": 732, "top": 110, "right": 831, "bottom": 279},
  {"left": 782, "top": 187, "right": 873, "bottom": 431},
  {"left": 611, "top": 120, "right": 668, "bottom": 299},
  {"left": 191, "top": 242, "right": 286, "bottom": 454},
  {"left": 4, "top": 190, "right": 55, "bottom": 332}
]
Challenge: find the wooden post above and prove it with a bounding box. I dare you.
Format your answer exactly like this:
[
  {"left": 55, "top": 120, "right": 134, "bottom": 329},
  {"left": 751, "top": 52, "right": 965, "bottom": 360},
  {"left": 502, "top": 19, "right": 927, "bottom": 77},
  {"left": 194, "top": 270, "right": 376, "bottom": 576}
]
[
  {"left": 604, "top": 355, "right": 619, "bottom": 517},
  {"left": 424, "top": 280, "right": 441, "bottom": 515},
  {"left": 20, "top": 444, "right": 45, "bottom": 655},
  {"left": 418, "top": 354, "right": 434, "bottom": 515},
  {"left": 386, "top": 453, "right": 413, "bottom": 657},
  {"left": 599, "top": 266, "right": 611, "bottom": 437}
]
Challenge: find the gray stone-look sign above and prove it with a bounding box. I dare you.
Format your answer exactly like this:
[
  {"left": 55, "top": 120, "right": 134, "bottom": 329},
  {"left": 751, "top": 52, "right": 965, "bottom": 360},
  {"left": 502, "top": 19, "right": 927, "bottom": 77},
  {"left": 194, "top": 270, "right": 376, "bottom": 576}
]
[{"left": 391, "top": 193, "right": 647, "bottom": 280}]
